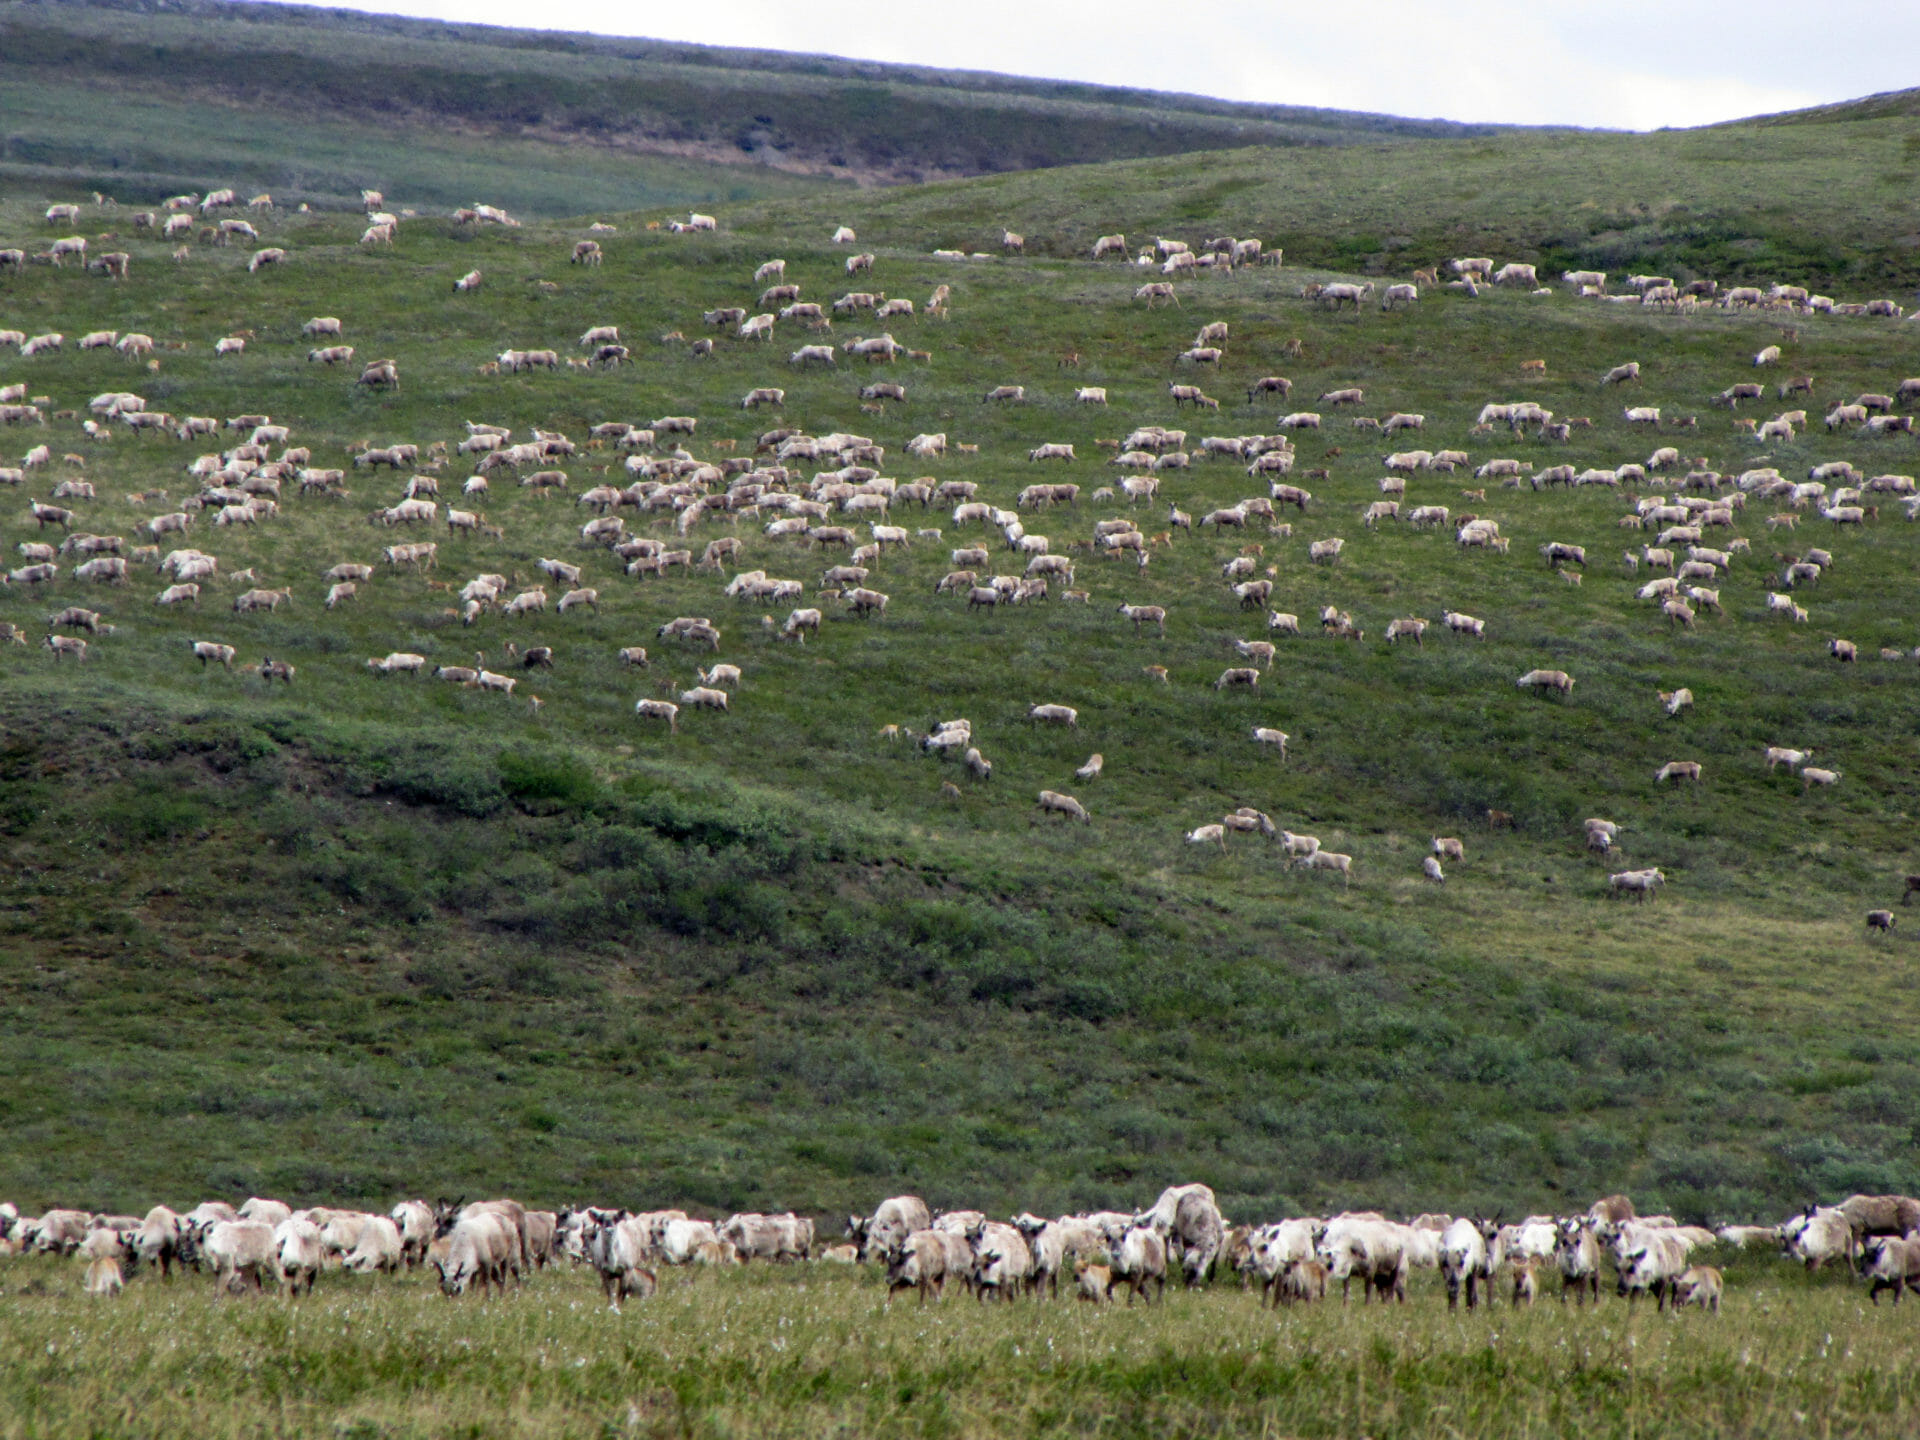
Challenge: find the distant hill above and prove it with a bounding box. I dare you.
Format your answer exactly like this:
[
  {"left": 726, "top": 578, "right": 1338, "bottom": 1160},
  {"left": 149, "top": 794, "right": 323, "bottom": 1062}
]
[
  {"left": 5, "top": 0, "right": 1913, "bottom": 292},
  {"left": 0, "top": 0, "right": 1521, "bottom": 211},
  {"left": 1750, "top": 87, "right": 1920, "bottom": 125},
  {"left": 737, "top": 110, "right": 1920, "bottom": 291}
]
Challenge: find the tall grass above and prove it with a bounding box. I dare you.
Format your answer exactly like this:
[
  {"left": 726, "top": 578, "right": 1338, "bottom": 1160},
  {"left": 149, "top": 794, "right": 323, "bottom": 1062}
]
[{"left": 0, "top": 1251, "right": 1913, "bottom": 1439}]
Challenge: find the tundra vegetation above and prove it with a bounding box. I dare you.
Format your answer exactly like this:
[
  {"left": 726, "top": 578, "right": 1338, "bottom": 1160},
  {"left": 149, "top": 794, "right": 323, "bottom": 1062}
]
[
  {"left": 0, "top": 1241, "right": 1916, "bottom": 1438},
  {"left": 4, "top": 53, "right": 1920, "bottom": 1434}
]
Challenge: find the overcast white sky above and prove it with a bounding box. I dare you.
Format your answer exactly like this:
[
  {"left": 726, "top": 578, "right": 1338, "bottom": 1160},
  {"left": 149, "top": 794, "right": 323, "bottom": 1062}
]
[{"left": 258, "top": 0, "right": 1915, "bottom": 131}]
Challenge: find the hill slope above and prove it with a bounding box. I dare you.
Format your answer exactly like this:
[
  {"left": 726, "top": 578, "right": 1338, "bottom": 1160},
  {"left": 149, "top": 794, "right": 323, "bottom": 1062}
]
[
  {"left": 0, "top": 0, "right": 1511, "bottom": 209},
  {"left": 743, "top": 119, "right": 1920, "bottom": 289},
  {"left": 0, "top": 165, "right": 1917, "bottom": 1225},
  {"left": 9, "top": 0, "right": 1916, "bottom": 288},
  {"left": 1754, "top": 86, "right": 1920, "bottom": 125}
]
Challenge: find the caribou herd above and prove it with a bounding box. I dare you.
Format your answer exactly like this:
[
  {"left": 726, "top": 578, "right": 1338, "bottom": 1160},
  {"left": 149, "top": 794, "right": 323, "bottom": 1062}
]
[
  {"left": 6, "top": 1183, "right": 1914, "bottom": 1313},
  {"left": 3, "top": 195, "right": 1916, "bottom": 911},
  {"left": 3, "top": 193, "right": 1919, "bottom": 1332}
]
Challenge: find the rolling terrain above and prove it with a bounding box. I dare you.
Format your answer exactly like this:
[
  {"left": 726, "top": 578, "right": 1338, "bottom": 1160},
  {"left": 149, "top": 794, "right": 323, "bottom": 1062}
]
[
  {"left": 0, "top": 169, "right": 1916, "bottom": 1236},
  {"left": 0, "top": 0, "right": 1503, "bottom": 207},
  {"left": 758, "top": 115, "right": 1920, "bottom": 288},
  {"left": 4, "top": 0, "right": 1920, "bottom": 292}
]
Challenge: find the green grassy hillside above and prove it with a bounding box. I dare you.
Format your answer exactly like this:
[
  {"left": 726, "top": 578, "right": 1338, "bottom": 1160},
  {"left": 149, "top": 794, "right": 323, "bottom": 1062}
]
[
  {"left": 0, "top": 0, "right": 1506, "bottom": 208},
  {"left": 0, "top": 71, "right": 836, "bottom": 218},
  {"left": 759, "top": 117, "right": 1920, "bottom": 288},
  {"left": 0, "top": 175, "right": 1917, "bottom": 1227},
  {"left": 9, "top": 0, "right": 1918, "bottom": 289}
]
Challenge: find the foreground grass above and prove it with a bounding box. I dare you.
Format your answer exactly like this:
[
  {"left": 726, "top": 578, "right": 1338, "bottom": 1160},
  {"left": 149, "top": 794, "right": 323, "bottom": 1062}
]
[{"left": 0, "top": 1252, "right": 1912, "bottom": 1439}]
